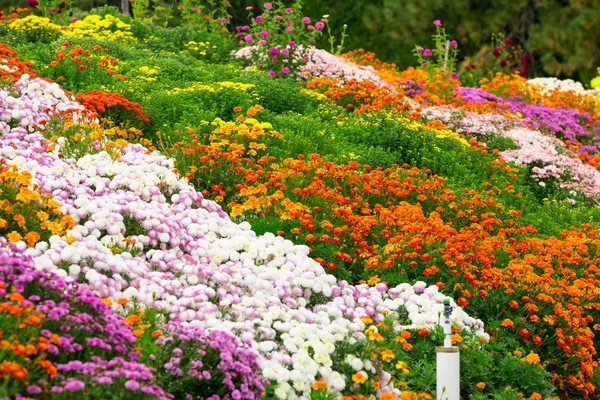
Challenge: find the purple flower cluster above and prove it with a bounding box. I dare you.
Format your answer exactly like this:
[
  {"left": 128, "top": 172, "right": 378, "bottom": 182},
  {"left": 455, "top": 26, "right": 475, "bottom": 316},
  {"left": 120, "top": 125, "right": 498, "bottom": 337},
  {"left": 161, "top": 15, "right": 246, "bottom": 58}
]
[
  {"left": 0, "top": 250, "right": 173, "bottom": 398},
  {"left": 422, "top": 106, "right": 600, "bottom": 201},
  {"left": 55, "top": 356, "right": 172, "bottom": 399},
  {"left": 455, "top": 87, "right": 600, "bottom": 156},
  {"left": 154, "top": 322, "right": 268, "bottom": 399}
]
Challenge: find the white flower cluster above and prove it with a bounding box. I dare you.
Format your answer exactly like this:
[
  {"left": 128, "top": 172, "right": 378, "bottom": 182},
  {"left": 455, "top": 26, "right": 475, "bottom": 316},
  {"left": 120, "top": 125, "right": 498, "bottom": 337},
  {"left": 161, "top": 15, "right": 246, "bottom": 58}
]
[
  {"left": 233, "top": 45, "right": 395, "bottom": 90},
  {"left": 528, "top": 77, "right": 600, "bottom": 97},
  {"left": 1, "top": 76, "right": 488, "bottom": 399},
  {"left": 0, "top": 73, "right": 85, "bottom": 134}
]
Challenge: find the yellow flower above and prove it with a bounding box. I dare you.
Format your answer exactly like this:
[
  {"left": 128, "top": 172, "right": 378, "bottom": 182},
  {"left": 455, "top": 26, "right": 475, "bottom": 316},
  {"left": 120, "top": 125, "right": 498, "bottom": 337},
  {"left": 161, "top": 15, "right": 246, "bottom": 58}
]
[
  {"left": 450, "top": 334, "right": 463, "bottom": 344},
  {"left": 365, "top": 327, "right": 383, "bottom": 342},
  {"left": 514, "top": 349, "right": 522, "bottom": 357},
  {"left": 521, "top": 352, "right": 541, "bottom": 365},
  {"left": 13, "top": 214, "right": 25, "bottom": 227},
  {"left": 361, "top": 315, "right": 373, "bottom": 324},
  {"left": 6, "top": 231, "right": 23, "bottom": 242},
  {"left": 352, "top": 372, "right": 367, "bottom": 384},
  {"left": 381, "top": 349, "right": 395, "bottom": 362},
  {"left": 395, "top": 361, "right": 409, "bottom": 373},
  {"left": 101, "top": 298, "right": 113, "bottom": 307}
]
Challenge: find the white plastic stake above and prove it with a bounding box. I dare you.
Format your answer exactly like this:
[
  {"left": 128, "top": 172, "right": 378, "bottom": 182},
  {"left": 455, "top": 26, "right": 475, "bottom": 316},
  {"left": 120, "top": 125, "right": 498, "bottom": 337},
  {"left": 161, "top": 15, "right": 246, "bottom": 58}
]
[
  {"left": 436, "top": 346, "right": 460, "bottom": 400},
  {"left": 437, "top": 299, "right": 459, "bottom": 400}
]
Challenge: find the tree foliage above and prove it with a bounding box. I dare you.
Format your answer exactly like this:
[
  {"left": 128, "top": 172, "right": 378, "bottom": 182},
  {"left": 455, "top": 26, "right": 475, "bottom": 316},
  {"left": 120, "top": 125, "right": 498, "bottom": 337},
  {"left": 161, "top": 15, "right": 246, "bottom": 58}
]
[{"left": 2, "top": 0, "right": 599, "bottom": 82}]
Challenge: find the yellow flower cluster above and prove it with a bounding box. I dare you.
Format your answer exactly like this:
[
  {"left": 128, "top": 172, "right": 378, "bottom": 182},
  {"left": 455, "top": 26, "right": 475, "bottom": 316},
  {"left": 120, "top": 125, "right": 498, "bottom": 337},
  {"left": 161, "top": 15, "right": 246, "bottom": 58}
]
[
  {"left": 591, "top": 68, "right": 600, "bottom": 89},
  {"left": 63, "top": 14, "right": 136, "bottom": 42},
  {"left": 431, "top": 128, "right": 470, "bottom": 147},
  {"left": 136, "top": 66, "right": 160, "bottom": 82},
  {"left": 0, "top": 163, "right": 75, "bottom": 247},
  {"left": 8, "top": 15, "right": 61, "bottom": 33},
  {"left": 184, "top": 40, "right": 217, "bottom": 57},
  {"left": 167, "top": 81, "right": 256, "bottom": 96},
  {"left": 217, "top": 81, "right": 256, "bottom": 91},
  {"left": 300, "top": 88, "right": 328, "bottom": 101}
]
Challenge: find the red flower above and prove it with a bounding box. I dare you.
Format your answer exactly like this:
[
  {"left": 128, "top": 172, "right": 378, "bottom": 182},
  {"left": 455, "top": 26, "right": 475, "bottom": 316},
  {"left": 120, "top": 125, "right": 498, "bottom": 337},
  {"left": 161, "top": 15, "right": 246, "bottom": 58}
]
[
  {"left": 519, "top": 328, "right": 530, "bottom": 338},
  {"left": 457, "top": 297, "right": 469, "bottom": 307}
]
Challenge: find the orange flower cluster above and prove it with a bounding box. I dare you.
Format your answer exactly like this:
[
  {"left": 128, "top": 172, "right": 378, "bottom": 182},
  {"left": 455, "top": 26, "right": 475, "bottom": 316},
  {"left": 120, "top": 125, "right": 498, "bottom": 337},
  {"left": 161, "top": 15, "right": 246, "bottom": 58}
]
[
  {"left": 160, "top": 112, "right": 600, "bottom": 396},
  {"left": 75, "top": 90, "right": 151, "bottom": 124},
  {"left": 306, "top": 77, "right": 411, "bottom": 114},
  {"left": 49, "top": 43, "right": 127, "bottom": 87},
  {"left": 341, "top": 49, "right": 460, "bottom": 106},
  {"left": 0, "top": 164, "right": 75, "bottom": 247},
  {"left": 0, "top": 288, "right": 59, "bottom": 393},
  {"left": 0, "top": 43, "right": 39, "bottom": 82},
  {"left": 0, "top": 7, "right": 29, "bottom": 23},
  {"left": 341, "top": 49, "right": 404, "bottom": 86}
]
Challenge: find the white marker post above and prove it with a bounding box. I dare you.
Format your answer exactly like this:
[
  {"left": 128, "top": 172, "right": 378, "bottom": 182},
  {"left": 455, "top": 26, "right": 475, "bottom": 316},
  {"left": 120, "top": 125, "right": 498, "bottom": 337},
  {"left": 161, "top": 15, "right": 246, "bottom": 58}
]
[{"left": 436, "top": 299, "right": 460, "bottom": 400}]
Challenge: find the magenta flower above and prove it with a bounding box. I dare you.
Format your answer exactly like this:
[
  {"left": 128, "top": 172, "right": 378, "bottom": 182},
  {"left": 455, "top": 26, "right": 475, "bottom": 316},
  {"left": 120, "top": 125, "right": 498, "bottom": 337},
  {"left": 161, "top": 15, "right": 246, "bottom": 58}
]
[
  {"left": 288, "top": 41, "right": 296, "bottom": 47},
  {"left": 451, "top": 72, "right": 459, "bottom": 79},
  {"left": 64, "top": 380, "right": 85, "bottom": 391},
  {"left": 269, "top": 47, "right": 278, "bottom": 55},
  {"left": 264, "top": 2, "right": 272, "bottom": 9},
  {"left": 70, "top": 17, "right": 78, "bottom": 22},
  {"left": 433, "top": 20, "right": 442, "bottom": 26},
  {"left": 255, "top": 16, "right": 262, "bottom": 23},
  {"left": 245, "top": 6, "right": 253, "bottom": 10},
  {"left": 315, "top": 21, "right": 325, "bottom": 30},
  {"left": 274, "top": 15, "right": 283, "bottom": 20},
  {"left": 27, "top": 386, "right": 42, "bottom": 394},
  {"left": 285, "top": 26, "right": 294, "bottom": 33},
  {"left": 282, "top": 66, "right": 290, "bottom": 74},
  {"left": 449, "top": 40, "right": 457, "bottom": 47},
  {"left": 259, "top": 30, "right": 269, "bottom": 37},
  {"left": 423, "top": 49, "right": 433, "bottom": 57},
  {"left": 192, "top": 6, "right": 199, "bottom": 12},
  {"left": 301, "top": 17, "right": 311, "bottom": 24},
  {"left": 271, "top": 57, "right": 278, "bottom": 63},
  {"left": 125, "top": 380, "right": 140, "bottom": 391},
  {"left": 416, "top": 46, "right": 424, "bottom": 52},
  {"left": 280, "top": 48, "right": 289, "bottom": 56},
  {"left": 285, "top": 7, "right": 292, "bottom": 13},
  {"left": 268, "top": 70, "right": 276, "bottom": 77},
  {"left": 244, "top": 34, "right": 254, "bottom": 42},
  {"left": 307, "top": 25, "right": 315, "bottom": 30},
  {"left": 258, "top": 39, "right": 267, "bottom": 45}
]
